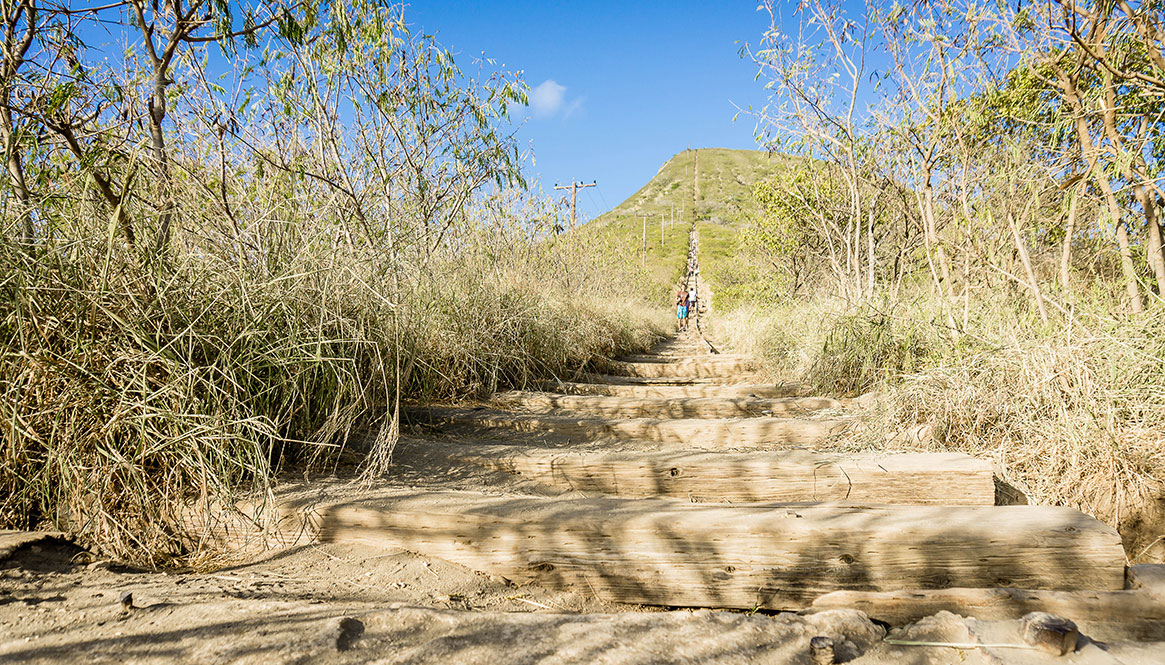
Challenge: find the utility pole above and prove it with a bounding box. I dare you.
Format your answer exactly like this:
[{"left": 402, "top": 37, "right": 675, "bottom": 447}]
[
  {"left": 660, "top": 214, "right": 664, "bottom": 249},
  {"left": 553, "top": 180, "right": 597, "bottom": 231},
  {"left": 642, "top": 215, "right": 646, "bottom": 266}
]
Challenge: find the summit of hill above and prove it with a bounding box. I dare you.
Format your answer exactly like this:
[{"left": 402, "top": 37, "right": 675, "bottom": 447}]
[{"left": 580, "top": 148, "right": 794, "bottom": 300}]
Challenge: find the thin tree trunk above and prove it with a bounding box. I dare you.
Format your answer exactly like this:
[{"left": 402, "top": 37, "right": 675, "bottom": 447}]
[
  {"left": 914, "top": 186, "right": 941, "bottom": 298},
  {"left": 2, "top": 122, "right": 33, "bottom": 244},
  {"left": 1008, "top": 210, "right": 1049, "bottom": 325},
  {"left": 1116, "top": 218, "right": 1142, "bottom": 312},
  {"left": 961, "top": 235, "right": 971, "bottom": 331},
  {"left": 867, "top": 202, "right": 876, "bottom": 299},
  {"left": 148, "top": 69, "right": 174, "bottom": 258},
  {"left": 1134, "top": 185, "right": 1165, "bottom": 296},
  {"left": 1099, "top": 80, "right": 1165, "bottom": 296},
  {"left": 1052, "top": 63, "right": 1143, "bottom": 312},
  {"left": 132, "top": 0, "right": 201, "bottom": 260},
  {"left": 50, "top": 122, "right": 136, "bottom": 248},
  {"left": 1060, "top": 188, "right": 1079, "bottom": 289},
  {"left": 2, "top": 0, "right": 35, "bottom": 246},
  {"left": 922, "top": 179, "right": 959, "bottom": 334},
  {"left": 1150, "top": 184, "right": 1165, "bottom": 283}
]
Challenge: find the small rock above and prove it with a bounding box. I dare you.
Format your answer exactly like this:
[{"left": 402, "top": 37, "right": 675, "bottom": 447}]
[
  {"left": 334, "top": 617, "right": 364, "bottom": 651},
  {"left": 1021, "top": 612, "right": 1078, "bottom": 656},
  {"left": 809, "top": 636, "right": 835, "bottom": 665},
  {"left": 118, "top": 590, "right": 133, "bottom": 612}
]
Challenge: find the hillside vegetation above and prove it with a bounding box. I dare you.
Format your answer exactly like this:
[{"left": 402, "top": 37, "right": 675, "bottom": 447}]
[
  {"left": 583, "top": 149, "right": 795, "bottom": 300},
  {"left": 700, "top": 0, "right": 1165, "bottom": 562},
  {"left": 572, "top": 3, "right": 1165, "bottom": 565}
]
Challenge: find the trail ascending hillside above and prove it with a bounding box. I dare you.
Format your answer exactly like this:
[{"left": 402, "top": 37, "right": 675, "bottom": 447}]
[
  {"left": 581, "top": 148, "right": 793, "bottom": 302},
  {"left": 2, "top": 230, "right": 1164, "bottom": 663}
]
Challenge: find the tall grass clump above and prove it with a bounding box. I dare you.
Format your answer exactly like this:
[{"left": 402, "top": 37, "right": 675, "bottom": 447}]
[
  {"left": 0, "top": 222, "right": 663, "bottom": 566},
  {"left": 0, "top": 239, "right": 381, "bottom": 564},
  {"left": 709, "top": 301, "right": 836, "bottom": 377},
  {"left": 870, "top": 304, "right": 1165, "bottom": 561},
  {"left": 0, "top": 5, "right": 666, "bottom": 564},
  {"left": 391, "top": 240, "right": 667, "bottom": 402},
  {"left": 710, "top": 298, "right": 935, "bottom": 396},
  {"left": 718, "top": 290, "right": 1165, "bottom": 561},
  {"left": 804, "top": 307, "right": 935, "bottom": 397}
]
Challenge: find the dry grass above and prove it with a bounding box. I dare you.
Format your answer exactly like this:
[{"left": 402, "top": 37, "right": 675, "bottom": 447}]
[
  {"left": 717, "top": 294, "right": 1165, "bottom": 561},
  {"left": 0, "top": 225, "right": 665, "bottom": 566}
]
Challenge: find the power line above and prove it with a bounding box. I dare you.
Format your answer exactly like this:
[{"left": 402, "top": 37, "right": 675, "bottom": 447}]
[
  {"left": 583, "top": 188, "right": 601, "bottom": 222},
  {"left": 596, "top": 187, "right": 611, "bottom": 212}
]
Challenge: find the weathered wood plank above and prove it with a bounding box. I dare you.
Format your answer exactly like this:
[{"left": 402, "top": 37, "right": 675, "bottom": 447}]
[
  {"left": 444, "top": 446, "right": 994, "bottom": 505},
  {"left": 616, "top": 353, "right": 754, "bottom": 364},
  {"left": 555, "top": 381, "right": 802, "bottom": 399},
  {"left": 408, "top": 407, "right": 854, "bottom": 447},
  {"left": 576, "top": 373, "right": 767, "bottom": 387},
  {"left": 601, "top": 357, "right": 761, "bottom": 379},
  {"left": 319, "top": 491, "right": 1126, "bottom": 610},
  {"left": 647, "top": 342, "right": 717, "bottom": 356},
  {"left": 808, "top": 588, "right": 1165, "bottom": 642},
  {"left": 492, "top": 392, "right": 841, "bottom": 419}
]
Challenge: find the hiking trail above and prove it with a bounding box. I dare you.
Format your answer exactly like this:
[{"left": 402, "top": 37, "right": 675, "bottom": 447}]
[{"left": 2, "top": 228, "right": 1164, "bottom": 664}]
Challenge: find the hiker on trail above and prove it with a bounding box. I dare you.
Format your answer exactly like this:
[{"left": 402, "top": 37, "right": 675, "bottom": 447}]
[
  {"left": 676, "top": 286, "right": 689, "bottom": 332},
  {"left": 689, "top": 285, "right": 698, "bottom": 321}
]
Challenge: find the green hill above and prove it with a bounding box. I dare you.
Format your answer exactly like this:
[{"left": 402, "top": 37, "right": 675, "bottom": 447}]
[{"left": 582, "top": 148, "right": 795, "bottom": 304}]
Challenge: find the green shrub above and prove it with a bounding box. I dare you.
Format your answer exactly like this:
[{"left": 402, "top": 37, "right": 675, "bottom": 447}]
[{"left": 806, "top": 309, "right": 933, "bottom": 397}]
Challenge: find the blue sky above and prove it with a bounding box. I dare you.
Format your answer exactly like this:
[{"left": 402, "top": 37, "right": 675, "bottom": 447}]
[{"left": 406, "top": 1, "right": 777, "bottom": 222}]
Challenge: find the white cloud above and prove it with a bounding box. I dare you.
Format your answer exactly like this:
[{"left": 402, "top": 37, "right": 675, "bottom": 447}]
[{"left": 529, "top": 79, "right": 568, "bottom": 118}]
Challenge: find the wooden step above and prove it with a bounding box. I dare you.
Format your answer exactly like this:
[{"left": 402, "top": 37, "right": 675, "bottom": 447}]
[
  {"left": 650, "top": 341, "right": 715, "bottom": 354},
  {"left": 576, "top": 373, "right": 768, "bottom": 387},
  {"left": 651, "top": 349, "right": 716, "bottom": 358},
  {"left": 1128, "top": 564, "right": 1165, "bottom": 596},
  {"left": 616, "top": 353, "right": 753, "bottom": 364},
  {"left": 319, "top": 491, "right": 1126, "bottom": 610},
  {"left": 808, "top": 588, "right": 1165, "bottom": 642},
  {"left": 409, "top": 407, "right": 854, "bottom": 447},
  {"left": 554, "top": 381, "right": 803, "bottom": 399},
  {"left": 492, "top": 392, "right": 841, "bottom": 419},
  {"left": 601, "top": 358, "right": 761, "bottom": 379},
  {"left": 648, "top": 343, "right": 710, "bottom": 352},
  {"left": 441, "top": 446, "right": 995, "bottom": 505}
]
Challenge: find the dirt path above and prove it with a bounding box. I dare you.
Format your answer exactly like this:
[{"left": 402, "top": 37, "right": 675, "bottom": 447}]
[{"left": 3, "top": 231, "right": 1165, "bottom": 663}]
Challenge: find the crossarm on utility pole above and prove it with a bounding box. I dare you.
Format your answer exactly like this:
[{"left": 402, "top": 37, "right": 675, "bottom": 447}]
[{"left": 554, "top": 180, "right": 597, "bottom": 231}]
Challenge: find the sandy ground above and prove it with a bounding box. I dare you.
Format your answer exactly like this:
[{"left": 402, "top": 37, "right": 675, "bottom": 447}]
[
  {"left": 4, "top": 431, "right": 1165, "bottom": 665},
  {"left": 3, "top": 531, "right": 1164, "bottom": 665}
]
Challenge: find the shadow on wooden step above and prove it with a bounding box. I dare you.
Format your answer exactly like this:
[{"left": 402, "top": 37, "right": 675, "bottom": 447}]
[{"left": 317, "top": 491, "right": 1126, "bottom": 611}]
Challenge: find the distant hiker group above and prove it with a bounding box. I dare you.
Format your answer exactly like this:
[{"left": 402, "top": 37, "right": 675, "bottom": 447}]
[{"left": 677, "top": 229, "right": 701, "bottom": 332}]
